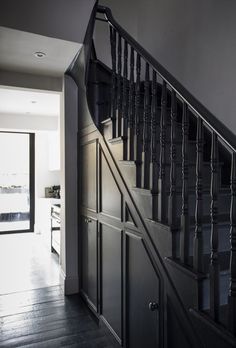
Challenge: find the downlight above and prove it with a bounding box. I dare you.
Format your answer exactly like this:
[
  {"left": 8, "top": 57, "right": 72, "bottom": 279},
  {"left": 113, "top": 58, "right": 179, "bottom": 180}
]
[{"left": 34, "top": 51, "right": 46, "bottom": 58}]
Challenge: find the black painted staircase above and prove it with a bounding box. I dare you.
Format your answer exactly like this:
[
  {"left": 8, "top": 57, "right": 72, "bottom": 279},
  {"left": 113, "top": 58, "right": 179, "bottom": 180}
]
[{"left": 80, "top": 4, "right": 236, "bottom": 348}]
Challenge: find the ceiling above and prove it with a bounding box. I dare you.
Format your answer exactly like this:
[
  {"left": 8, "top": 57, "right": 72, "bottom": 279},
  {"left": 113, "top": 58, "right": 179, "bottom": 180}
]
[
  {"left": 0, "top": 26, "right": 82, "bottom": 77},
  {"left": 0, "top": 88, "right": 60, "bottom": 117}
]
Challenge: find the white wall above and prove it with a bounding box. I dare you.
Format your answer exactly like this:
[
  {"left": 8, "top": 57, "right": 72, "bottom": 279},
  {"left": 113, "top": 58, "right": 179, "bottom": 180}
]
[{"left": 35, "top": 132, "right": 60, "bottom": 199}]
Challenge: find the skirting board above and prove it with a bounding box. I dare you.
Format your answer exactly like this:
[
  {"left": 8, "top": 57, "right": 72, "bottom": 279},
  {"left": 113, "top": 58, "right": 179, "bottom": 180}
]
[{"left": 60, "top": 269, "right": 79, "bottom": 295}]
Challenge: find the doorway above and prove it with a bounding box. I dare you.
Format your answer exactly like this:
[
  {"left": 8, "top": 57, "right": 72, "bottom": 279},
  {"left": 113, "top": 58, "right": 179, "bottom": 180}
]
[
  {"left": 0, "top": 131, "right": 35, "bottom": 234},
  {"left": 0, "top": 87, "right": 62, "bottom": 295}
]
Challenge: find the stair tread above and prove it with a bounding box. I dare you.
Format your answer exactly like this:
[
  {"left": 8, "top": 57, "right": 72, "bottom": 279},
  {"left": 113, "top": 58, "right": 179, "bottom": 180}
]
[
  {"left": 101, "top": 117, "right": 112, "bottom": 125},
  {"left": 203, "top": 305, "right": 229, "bottom": 330},
  {"left": 188, "top": 251, "right": 230, "bottom": 273},
  {"left": 165, "top": 257, "right": 207, "bottom": 280},
  {"left": 132, "top": 186, "right": 230, "bottom": 196},
  {"left": 119, "top": 159, "right": 224, "bottom": 167},
  {"left": 108, "top": 136, "right": 127, "bottom": 144},
  {"left": 166, "top": 253, "right": 230, "bottom": 279},
  {"left": 147, "top": 213, "right": 229, "bottom": 228},
  {"left": 190, "top": 308, "right": 236, "bottom": 346}
]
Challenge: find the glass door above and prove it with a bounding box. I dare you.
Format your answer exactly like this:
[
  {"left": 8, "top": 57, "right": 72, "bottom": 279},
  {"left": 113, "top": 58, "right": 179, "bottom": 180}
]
[{"left": 0, "top": 132, "right": 35, "bottom": 233}]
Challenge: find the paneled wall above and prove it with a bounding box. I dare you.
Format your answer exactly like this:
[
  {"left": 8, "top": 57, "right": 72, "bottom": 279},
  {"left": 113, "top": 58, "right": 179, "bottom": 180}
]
[{"left": 79, "top": 133, "right": 161, "bottom": 347}]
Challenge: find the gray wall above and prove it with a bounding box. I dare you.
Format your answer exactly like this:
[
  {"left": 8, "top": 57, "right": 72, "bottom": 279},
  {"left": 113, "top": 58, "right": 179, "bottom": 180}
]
[
  {"left": 0, "top": 70, "right": 62, "bottom": 91},
  {"left": 60, "top": 75, "right": 79, "bottom": 294},
  {"left": 100, "top": 0, "right": 236, "bottom": 133},
  {"left": 0, "top": 0, "right": 96, "bottom": 43}
]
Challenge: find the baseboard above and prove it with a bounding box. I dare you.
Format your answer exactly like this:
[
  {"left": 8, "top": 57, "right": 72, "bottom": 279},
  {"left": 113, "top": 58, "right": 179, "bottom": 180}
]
[{"left": 60, "top": 269, "right": 79, "bottom": 295}]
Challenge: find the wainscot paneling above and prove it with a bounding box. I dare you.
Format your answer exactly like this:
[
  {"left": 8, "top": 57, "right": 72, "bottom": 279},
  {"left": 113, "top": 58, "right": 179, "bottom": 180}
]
[
  {"left": 81, "top": 215, "right": 98, "bottom": 312},
  {"left": 81, "top": 139, "right": 97, "bottom": 212},
  {"left": 100, "top": 149, "right": 122, "bottom": 220},
  {"left": 100, "top": 223, "right": 122, "bottom": 343}
]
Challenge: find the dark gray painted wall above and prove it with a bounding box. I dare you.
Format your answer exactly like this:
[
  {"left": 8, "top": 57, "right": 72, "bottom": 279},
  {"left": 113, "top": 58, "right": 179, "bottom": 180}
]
[
  {"left": 100, "top": 0, "right": 236, "bottom": 133},
  {"left": 0, "top": 0, "right": 96, "bottom": 43}
]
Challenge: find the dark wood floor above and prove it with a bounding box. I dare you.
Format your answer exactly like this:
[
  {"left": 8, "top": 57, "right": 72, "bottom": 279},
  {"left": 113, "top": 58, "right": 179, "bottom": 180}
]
[{"left": 0, "top": 286, "right": 119, "bottom": 347}]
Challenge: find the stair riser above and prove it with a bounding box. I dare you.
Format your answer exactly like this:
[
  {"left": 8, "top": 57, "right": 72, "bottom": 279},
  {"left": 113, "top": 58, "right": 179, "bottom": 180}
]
[
  {"left": 174, "top": 194, "right": 230, "bottom": 218},
  {"left": 103, "top": 123, "right": 113, "bottom": 140},
  {"left": 202, "top": 272, "right": 230, "bottom": 309},
  {"left": 150, "top": 164, "right": 223, "bottom": 190},
  {"left": 134, "top": 191, "right": 230, "bottom": 220},
  {"left": 188, "top": 224, "right": 230, "bottom": 255}
]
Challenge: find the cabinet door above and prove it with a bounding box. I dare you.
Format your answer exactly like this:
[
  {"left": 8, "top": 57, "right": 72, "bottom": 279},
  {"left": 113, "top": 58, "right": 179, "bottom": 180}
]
[
  {"left": 127, "top": 233, "right": 160, "bottom": 348},
  {"left": 81, "top": 216, "right": 98, "bottom": 311}
]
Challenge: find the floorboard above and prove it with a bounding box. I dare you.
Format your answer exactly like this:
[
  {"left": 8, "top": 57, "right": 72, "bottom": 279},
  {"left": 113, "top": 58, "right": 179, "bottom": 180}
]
[{"left": 0, "top": 286, "right": 120, "bottom": 348}]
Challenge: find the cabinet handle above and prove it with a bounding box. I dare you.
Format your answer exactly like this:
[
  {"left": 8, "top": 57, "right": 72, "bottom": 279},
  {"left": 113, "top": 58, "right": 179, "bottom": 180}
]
[{"left": 148, "top": 302, "right": 159, "bottom": 311}]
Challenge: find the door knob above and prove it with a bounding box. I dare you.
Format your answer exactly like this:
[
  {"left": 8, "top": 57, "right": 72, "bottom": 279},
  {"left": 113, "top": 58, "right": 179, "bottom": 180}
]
[
  {"left": 148, "top": 302, "right": 159, "bottom": 311},
  {"left": 87, "top": 219, "right": 92, "bottom": 223}
]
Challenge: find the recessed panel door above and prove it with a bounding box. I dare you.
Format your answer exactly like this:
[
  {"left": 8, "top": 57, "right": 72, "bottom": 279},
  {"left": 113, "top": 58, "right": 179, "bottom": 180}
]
[
  {"left": 81, "top": 216, "right": 98, "bottom": 311},
  {"left": 127, "top": 233, "right": 161, "bottom": 348}
]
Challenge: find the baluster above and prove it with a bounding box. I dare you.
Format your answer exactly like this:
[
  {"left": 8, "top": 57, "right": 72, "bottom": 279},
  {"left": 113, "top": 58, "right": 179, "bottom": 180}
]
[
  {"left": 228, "top": 152, "right": 236, "bottom": 335},
  {"left": 117, "top": 33, "right": 122, "bottom": 137},
  {"left": 142, "top": 62, "right": 151, "bottom": 189},
  {"left": 193, "top": 117, "right": 204, "bottom": 274},
  {"left": 134, "top": 53, "right": 142, "bottom": 187},
  {"left": 127, "top": 47, "right": 135, "bottom": 160},
  {"left": 168, "top": 90, "right": 178, "bottom": 232},
  {"left": 180, "top": 103, "right": 189, "bottom": 264},
  {"left": 109, "top": 26, "right": 117, "bottom": 138},
  {"left": 151, "top": 70, "right": 159, "bottom": 219},
  {"left": 158, "top": 81, "right": 167, "bottom": 222},
  {"left": 122, "top": 40, "right": 128, "bottom": 160},
  {"left": 209, "top": 132, "right": 219, "bottom": 322}
]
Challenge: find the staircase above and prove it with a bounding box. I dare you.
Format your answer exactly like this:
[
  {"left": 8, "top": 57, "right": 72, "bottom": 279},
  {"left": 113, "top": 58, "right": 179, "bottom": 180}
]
[{"left": 70, "top": 4, "right": 236, "bottom": 347}]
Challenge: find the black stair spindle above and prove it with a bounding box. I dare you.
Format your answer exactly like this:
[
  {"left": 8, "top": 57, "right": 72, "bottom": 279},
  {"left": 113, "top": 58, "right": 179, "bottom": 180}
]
[
  {"left": 134, "top": 53, "right": 142, "bottom": 187},
  {"left": 142, "top": 62, "right": 151, "bottom": 189},
  {"left": 127, "top": 46, "right": 135, "bottom": 160},
  {"left": 180, "top": 103, "right": 190, "bottom": 265},
  {"left": 117, "top": 33, "right": 122, "bottom": 137},
  {"left": 193, "top": 117, "right": 204, "bottom": 274},
  {"left": 228, "top": 152, "right": 236, "bottom": 335},
  {"left": 109, "top": 26, "right": 117, "bottom": 138},
  {"left": 168, "top": 90, "right": 178, "bottom": 233},
  {"left": 151, "top": 70, "right": 159, "bottom": 220},
  {"left": 122, "top": 39, "right": 129, "bottom": 160},
  {"left": 209, "top": 132, "right": 220, "bottom": 322},
  {"left": 158, "top": 81, "right": 167, "bottom": 222}
]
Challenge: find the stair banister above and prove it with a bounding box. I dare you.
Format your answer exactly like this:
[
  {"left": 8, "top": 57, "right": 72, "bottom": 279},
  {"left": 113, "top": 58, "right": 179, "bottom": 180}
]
[
  {"left": 180, "top": 103, "right": 190, "bottom": 264},
  {"left": 97, "top": 5, "right": 236, "bottom": 153},
  {"left": 93, "top": 4, "right": 236, "bottom": 338},
  {"left": 229, "top": 152, "right": 236, "bottom": 335}
]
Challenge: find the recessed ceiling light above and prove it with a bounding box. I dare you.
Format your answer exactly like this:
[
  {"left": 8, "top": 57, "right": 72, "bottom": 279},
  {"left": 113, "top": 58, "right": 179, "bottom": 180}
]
[
  {"left": 31, "top": 101, "right": 37, "bottom": 104},
  {"left": 34, "top": 51, "right": 46, "bottom": 58}
]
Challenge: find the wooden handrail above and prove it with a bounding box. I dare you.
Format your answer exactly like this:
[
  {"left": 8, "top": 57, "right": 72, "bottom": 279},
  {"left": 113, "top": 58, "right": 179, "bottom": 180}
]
[{"left": 97, "top": 5, "right": 236, "bottom": 153}]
